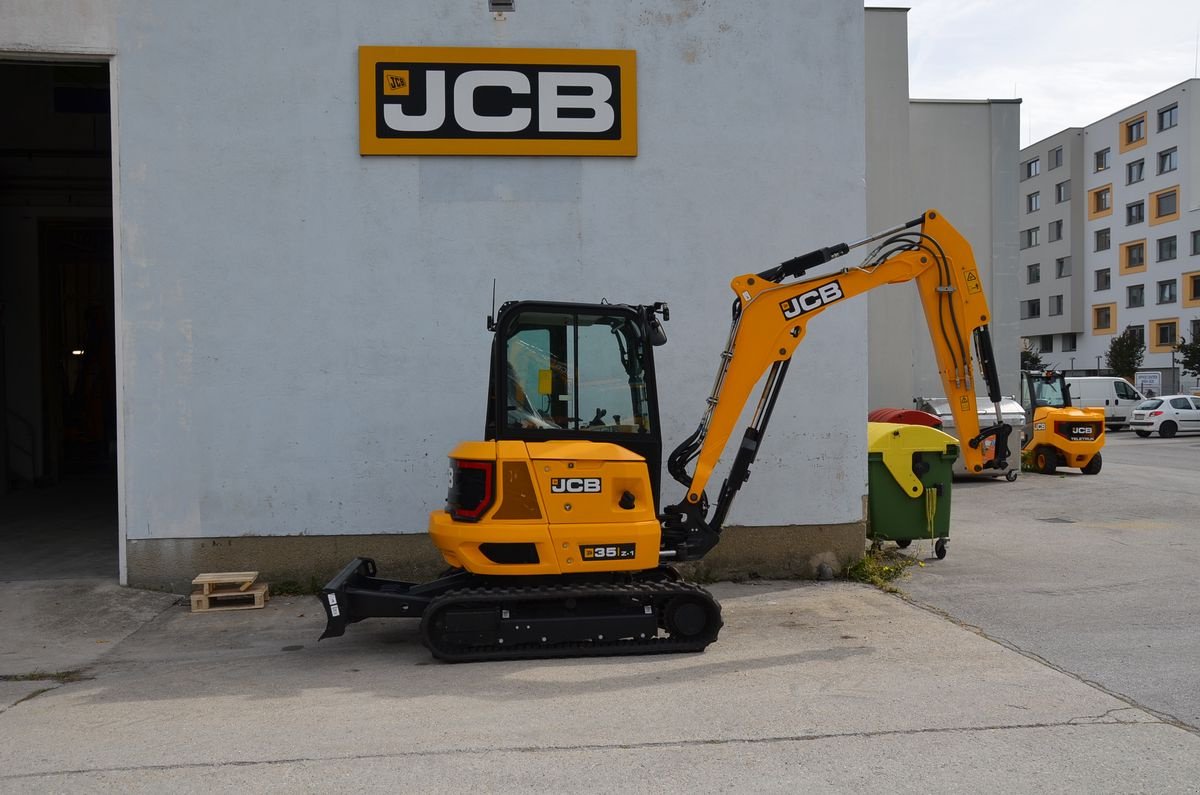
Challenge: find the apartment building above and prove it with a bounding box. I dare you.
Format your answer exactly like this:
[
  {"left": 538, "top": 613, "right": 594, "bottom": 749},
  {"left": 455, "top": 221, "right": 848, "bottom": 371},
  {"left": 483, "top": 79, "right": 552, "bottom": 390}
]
[{"left": 1019, "top": 80, "right": 1200, "bottom": 385}]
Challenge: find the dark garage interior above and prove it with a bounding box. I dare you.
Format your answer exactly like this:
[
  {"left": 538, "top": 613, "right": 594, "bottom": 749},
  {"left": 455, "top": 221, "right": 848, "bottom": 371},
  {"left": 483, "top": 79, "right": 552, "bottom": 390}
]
[{"left": 1, "top": 60, "right": 117, "bottom": 579}]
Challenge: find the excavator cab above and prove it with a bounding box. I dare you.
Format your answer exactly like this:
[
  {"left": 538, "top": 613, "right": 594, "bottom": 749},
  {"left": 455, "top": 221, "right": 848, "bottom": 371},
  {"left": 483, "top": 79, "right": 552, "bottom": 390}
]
[
  {"left": 1019, "top": 370, "right": 1105, "bottom": 475},
  {"left": 484, "top": 301, "right": 668, "bottom": 508}
]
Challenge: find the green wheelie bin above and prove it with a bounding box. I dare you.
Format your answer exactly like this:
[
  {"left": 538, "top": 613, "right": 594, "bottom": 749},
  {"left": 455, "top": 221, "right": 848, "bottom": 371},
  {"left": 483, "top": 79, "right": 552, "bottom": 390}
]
[{"left": 866, "top": 422, "right": 958, "bottom": 559}]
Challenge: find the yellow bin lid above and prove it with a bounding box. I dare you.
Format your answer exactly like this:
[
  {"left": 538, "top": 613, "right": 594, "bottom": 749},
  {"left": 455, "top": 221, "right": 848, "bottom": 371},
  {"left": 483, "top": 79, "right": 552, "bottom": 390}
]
[{"left": 866, "top": 422, "right": 959, "bottom": 497}]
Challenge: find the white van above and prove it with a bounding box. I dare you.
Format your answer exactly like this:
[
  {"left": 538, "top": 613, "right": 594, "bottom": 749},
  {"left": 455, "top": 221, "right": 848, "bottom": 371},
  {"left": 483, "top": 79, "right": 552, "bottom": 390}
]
[{"left": 1065, "top": 377, "right": 1145, "bottom": 430}]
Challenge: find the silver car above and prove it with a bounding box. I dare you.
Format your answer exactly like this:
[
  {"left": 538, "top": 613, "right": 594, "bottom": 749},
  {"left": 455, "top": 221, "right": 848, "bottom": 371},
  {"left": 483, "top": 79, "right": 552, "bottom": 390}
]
[{"left": 1129, "top": 395, "right": 1200, "bottom": 438}]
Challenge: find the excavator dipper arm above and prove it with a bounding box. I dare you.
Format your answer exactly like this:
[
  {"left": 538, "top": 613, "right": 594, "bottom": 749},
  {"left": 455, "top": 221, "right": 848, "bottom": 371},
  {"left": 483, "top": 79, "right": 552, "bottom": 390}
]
[{"left": 661, "top": 210, "right": 1011, "bottom": 561}]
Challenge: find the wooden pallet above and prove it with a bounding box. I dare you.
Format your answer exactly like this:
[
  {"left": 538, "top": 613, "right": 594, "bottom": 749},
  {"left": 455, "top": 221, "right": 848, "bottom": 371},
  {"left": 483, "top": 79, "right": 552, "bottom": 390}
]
[
  {"left": 192, "top": 571, "right": 259, "bottom": 595},
  {"left": 190, "top": 572, "right": 270, "bottom": 612}
]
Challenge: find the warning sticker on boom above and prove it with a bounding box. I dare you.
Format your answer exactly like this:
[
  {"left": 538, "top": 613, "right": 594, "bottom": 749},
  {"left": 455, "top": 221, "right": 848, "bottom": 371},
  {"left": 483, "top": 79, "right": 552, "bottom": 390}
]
[{"left": 965, "top": 270, "right": 982, "bottom": 294}]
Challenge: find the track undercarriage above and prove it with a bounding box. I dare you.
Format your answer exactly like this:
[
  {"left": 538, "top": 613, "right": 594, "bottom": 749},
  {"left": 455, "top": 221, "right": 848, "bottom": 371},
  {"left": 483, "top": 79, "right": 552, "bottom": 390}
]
[{"left": 320, "top": 558, "right": 722, "bottom": 663}]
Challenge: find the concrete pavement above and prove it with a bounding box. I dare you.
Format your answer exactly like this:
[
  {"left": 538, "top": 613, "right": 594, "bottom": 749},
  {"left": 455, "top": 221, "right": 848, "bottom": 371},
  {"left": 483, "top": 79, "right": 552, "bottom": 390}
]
[
  {"left": 904, "top": 432, "right": 1200, "bottom": 729},
  {"left": 2, "top": 576, "right": 1198, "bottom": 792}
]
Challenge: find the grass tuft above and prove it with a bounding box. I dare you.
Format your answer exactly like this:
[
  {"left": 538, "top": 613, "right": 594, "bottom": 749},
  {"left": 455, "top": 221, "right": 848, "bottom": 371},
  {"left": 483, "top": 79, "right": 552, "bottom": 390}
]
[{"left": 846, "top": 548, "right": 919, "bottom": 592}]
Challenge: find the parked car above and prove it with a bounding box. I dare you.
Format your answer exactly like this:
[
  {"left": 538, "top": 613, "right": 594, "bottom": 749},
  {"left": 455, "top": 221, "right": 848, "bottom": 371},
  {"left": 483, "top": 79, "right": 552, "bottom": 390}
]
[{"left": 1128, "top": 395, "right": 1200, "bottom": 438}]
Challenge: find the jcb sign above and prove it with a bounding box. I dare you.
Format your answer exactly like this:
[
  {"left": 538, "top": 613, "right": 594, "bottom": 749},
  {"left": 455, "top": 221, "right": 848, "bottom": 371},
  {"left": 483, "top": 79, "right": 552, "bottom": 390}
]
[{"left": 359, "top": 46, "right": 637, "bottom": 156}]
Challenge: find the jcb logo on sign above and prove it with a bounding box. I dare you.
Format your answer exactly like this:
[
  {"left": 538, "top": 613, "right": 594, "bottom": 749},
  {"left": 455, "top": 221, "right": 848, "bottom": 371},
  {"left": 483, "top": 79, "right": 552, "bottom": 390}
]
[
  {"left": 780, "top": 281, "right": 845, "bottom": 320},
  {"left": 551, "top": 477, "right": 602, "bottom": 494},
  {"left": 360, "top": 46, "right": 637, "bottom": 156},
  {"left": 382, "top": 70, "right": 410, "bottom": 96}
]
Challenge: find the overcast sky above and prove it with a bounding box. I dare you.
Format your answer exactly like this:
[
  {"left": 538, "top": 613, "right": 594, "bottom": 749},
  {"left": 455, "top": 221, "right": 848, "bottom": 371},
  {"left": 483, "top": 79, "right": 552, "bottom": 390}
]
[{"left": 877, "top": 1, "right": 1200, "bottom": 147}]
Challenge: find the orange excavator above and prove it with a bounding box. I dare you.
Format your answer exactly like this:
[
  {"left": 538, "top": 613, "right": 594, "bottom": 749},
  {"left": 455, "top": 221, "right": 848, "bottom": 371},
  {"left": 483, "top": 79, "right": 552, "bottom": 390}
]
[{"left": 319, "top": 210, "right": 1012, "bottom": 661}]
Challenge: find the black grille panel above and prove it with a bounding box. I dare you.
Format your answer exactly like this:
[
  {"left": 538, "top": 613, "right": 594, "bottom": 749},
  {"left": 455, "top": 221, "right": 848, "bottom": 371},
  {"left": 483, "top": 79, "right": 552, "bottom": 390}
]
[{"left": 479, "top": 543, "right": 540, "bottom": 565}]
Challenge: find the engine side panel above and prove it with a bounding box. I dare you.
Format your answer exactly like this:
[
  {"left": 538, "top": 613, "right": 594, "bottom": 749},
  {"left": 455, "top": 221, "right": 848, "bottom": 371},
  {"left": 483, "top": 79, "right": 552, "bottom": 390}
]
[{"left": 429, "top": 440, "right": 660, "bottom": 575}]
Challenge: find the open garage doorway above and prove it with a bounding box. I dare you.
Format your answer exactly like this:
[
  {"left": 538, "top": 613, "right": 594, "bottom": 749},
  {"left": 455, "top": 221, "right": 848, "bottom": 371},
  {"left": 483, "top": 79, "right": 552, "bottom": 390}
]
[{"left": 1, "top": 60, "right": 117, "bottom": 580}]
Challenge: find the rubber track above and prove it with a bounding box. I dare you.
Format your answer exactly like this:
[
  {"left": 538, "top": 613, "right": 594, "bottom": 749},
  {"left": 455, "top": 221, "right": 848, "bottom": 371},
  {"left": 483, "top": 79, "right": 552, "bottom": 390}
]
[{"left": 420, "top": 580, "right": 723, "bottom": 663}]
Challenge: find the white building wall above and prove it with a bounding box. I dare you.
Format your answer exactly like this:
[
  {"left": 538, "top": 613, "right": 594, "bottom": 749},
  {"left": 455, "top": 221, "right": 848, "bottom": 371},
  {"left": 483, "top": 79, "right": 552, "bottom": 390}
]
[
  {"left": 0, "top": 0, "right": 115, "bottom": 55},
  {"left": 907, "top": 100, "right": 1020, "bottom": 401},
  {"left": 1077, "top": 81, "right": 1199, "bottom": 375},
  {"left": 864, "top": 8, "right": 917, "bottom": 410},
  {"left": 1018, "top": 128, "right": 1084, "bottom": 347},
  {"left": 865, "top": 9, "right": 1021, "bottom": 409},
  {"left": 109, "top": 0, "right": 868, "bottom": 542}
]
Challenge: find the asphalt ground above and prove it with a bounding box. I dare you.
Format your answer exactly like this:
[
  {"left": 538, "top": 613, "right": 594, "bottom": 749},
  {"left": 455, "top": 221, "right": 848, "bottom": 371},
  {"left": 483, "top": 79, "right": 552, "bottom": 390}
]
[
  {"left": 903, "top": 430, "right": 1200, "bottom": 730},
  {"left": 2, "top": 432, "right": 1199, "bottom": 790},
  {"left": 2, "top": 579, "right": 1199, "bottom": 793}
]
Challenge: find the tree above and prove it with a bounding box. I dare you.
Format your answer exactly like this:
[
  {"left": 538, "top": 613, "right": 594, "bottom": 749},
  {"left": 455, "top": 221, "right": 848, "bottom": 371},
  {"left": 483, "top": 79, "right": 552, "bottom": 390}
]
[
  {"left": 1105, "top": 328, "right": 1144, "bottom": 380},
  {"left": 1177, "top": 328, "right": 1200, "bottom": 378},
  {"left": 1020, "top": 347, "right": 1044, "bottom": 371}
]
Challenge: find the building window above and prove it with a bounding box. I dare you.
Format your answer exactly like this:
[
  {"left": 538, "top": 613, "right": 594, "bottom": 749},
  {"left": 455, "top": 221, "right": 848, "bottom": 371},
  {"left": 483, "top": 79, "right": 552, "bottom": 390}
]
[
  {"left": 1020, "top": 227, "right": 1039, "bottom": 249},
  {"left": 1158, "top": 104, "right": 1178, "bottom": 131},
  {"left": 1027, "top": 263, "right": 1041, "bottom": 284},
  {"left": 1121, "top": 240, "right": 1146, "bottom": 273},
  {"left": 1094, "top": 148, "right": 1110, "bottom": 171},
  {"left": 1125, "top": 115, "right": 1145, "bottom": 145},
  {"left": 1095, "top": 227, "right": 1110, "bottom": 251},
  {"left": 1021, "top": 299, "right": 1041, "bottom": 319},
  {"left": 1193, "top": 230, "right": 1200, "bottom": 256},
  {"left": 1151, "top": 319, "right": 1177, "bottom": 352},
  {"left": 1127, "top": 159, "right": 1144, "bottom": 184},
  {"left": 1022, "top": 157, "right": 1040, "bottom": 180},
  {"left": 1126, "top": 324, "right": 1145, "bottom": 347},
  {"left": 1095, "top": 268, "right": 1111, "bottom": 291},
  {"left": 1061, "top": 333, "right": 1077, "bottom": 352},
  {"left": 1157, "top": 236, "right": 1177, "bottom": 262},
  {"left": 1157, "top": 279, "right": 1177, "bottom": 304},
  {"left": 1040, "top": 334, "right": 1054, "bottom": 353},
  {"left": 1187, "top": 271, "right": 1200, "bottom": 306},
  {"left": 1049, "top": 295, "right": 1064, "bottom": 316},
  {"left": 1088, "top": 185, "right": 1112, "bottom": 220},
  {"left": 1027, "top": 192, "right": 1041, "bottom": 213},
  {"left": 1093, "top": 304, "right": 1115, "bottom": 333},
  {"left": 1055, "top": 180, "right": 1070, "bottom": 203},
  {"left": 1193, "top": 319, "right": 1200, "bottom": 345},
  {"left": 1130, "top": 244, "right": 1145, "bottom": 266},
  {"left": 1152, "top": 188, "right": 1178, "bottom": 222},
  {"left": 1126, "top": 201, "right": 1145, "bottom": 225},
  {"left": 1127, "top": 284, "right": 1144, "bottom": 308},
  {"left": 1158, "top": 147, "right": 1178, "bottom": 174},
  {"left": 1055, "top": 256, "right": 1071, "bottom": 278},
  {"left": 1049, "top": 146, "right": 1063, "bottom": 170},
  {"left": 1049, "top": 219, "right": 1063, "bottom": 241}
]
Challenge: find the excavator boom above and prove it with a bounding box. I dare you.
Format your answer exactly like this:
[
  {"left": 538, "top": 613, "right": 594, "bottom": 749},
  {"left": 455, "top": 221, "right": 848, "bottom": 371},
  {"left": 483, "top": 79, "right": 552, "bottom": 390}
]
[{"left": 661, "top": 209, "right": 1011, "bottom": 561}]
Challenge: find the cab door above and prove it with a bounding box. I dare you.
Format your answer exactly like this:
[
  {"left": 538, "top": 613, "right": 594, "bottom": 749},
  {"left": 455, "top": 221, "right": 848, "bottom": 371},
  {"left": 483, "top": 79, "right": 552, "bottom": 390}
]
[
  {"left": 1182, "top": 397, "right": 1200, "bottom": 433},
  {"left": 1112, "top": 380, "right": 1142, "bottom": 427}
]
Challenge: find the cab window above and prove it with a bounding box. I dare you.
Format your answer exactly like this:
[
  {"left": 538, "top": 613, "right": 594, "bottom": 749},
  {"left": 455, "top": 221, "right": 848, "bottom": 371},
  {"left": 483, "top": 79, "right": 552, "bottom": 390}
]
[
  {"left": 1115, "top": 381, "right": 1140, "bottom": 400},
  {"left": 1023, "top": 375, "right": 1067, "bottom": 409},
  {"left": 503, "top": 310, "right": 652, "bottom": 433}
]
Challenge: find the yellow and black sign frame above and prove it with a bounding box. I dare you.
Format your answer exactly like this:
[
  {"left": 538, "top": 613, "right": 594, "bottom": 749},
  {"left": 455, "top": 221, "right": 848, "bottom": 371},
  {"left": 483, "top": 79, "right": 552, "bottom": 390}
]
[{"left": 359, "top": 46, "right": 637, "bottom": 156}]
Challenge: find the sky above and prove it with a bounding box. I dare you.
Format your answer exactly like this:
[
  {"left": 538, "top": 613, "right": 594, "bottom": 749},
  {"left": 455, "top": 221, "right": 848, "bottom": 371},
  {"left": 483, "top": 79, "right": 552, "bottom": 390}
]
[{"left": 877, "top": 0, "right": 1200, "bottom": 147}]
